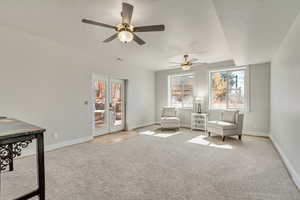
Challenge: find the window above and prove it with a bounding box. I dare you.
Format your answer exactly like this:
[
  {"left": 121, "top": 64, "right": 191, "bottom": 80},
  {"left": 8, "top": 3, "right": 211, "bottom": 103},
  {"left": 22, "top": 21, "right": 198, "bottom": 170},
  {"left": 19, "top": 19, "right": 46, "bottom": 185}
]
[
  {"left": 209, "top": 68, "right": 248, "bottom": 110},
  {"left": 169, "top": 74, "right": 194, "bottom": 108}
]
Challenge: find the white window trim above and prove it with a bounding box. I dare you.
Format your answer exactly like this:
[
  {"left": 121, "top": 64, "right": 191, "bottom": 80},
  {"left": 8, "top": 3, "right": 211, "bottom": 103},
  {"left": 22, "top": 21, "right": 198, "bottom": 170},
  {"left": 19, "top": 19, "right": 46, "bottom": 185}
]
[
  {"left": 208, "top": 66, "right": 250, "bottom": 112},
  {"left": 168, "top": 73, "right": 194, "bottom": 109}
]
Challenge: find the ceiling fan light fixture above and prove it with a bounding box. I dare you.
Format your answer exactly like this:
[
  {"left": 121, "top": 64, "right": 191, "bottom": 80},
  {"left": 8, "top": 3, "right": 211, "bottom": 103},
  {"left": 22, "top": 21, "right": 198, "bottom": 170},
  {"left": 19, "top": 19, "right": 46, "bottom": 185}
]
[{"left": 118, "top": 30, "right": 133, "bottom": 43}]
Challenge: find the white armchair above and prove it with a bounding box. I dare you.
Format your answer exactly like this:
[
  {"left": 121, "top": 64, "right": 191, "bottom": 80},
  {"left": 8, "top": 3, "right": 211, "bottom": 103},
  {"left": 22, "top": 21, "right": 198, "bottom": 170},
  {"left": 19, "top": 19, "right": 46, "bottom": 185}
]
[
  {"left": 207, "top": 110, "right": 244, "bottom": 141},
  {"left": 161, "top": 107, "right": 180, "bottom": 130}
]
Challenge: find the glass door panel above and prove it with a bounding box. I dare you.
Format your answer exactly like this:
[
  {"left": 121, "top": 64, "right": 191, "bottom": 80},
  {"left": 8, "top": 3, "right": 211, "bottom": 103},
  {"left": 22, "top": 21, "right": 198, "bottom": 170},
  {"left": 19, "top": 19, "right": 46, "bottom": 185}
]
[
  {"left": 94, "top": 81, "right": 106, "bottom": 129},
  {"left": 110, "top": 79, "right": 125, "bottom": 132},
  {"left": 94, "top": 78, "right": 109, "bottom": 136},
  {"left": 112, "top": 83, "right": 122, "bottom": 126}
]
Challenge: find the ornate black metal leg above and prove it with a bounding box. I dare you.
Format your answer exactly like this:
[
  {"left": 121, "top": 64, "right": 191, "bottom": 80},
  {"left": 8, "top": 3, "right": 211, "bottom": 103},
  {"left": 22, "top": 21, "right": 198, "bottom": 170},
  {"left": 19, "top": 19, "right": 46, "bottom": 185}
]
[
  {"left": 1, "top": 139, "right": 33, "bottom": 172},
  {"left": 1, "top": 144, "right": 12, "bottom": 171},
  {"left": 8, "top": 143, "right": 14, "bottom": 171},
  {"left": 36, "top": 133, "right": 45, "bottom": 200}
]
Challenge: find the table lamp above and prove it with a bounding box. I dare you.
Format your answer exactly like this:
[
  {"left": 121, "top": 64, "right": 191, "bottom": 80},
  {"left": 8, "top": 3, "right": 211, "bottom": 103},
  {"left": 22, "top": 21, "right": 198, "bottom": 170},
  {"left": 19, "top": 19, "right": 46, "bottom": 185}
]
[{"left": 195, "top": 96, "right": 204, "bottom": 113}]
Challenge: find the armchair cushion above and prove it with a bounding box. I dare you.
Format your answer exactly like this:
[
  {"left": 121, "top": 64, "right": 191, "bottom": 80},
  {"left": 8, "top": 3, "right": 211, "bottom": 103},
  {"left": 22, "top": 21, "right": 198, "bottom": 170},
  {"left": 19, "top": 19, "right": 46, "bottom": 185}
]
[
  {"left": 222, "top": 110, "right": 239, "bottom": 123},
  {"left": 161, "top": 117, "right": 180, "bottom": 123},
  {"left": 162, "top": 107, "right": 177, "bottom": 117},
  {"left": 207, "top": 121, "right": 237, "bottom": 130}
]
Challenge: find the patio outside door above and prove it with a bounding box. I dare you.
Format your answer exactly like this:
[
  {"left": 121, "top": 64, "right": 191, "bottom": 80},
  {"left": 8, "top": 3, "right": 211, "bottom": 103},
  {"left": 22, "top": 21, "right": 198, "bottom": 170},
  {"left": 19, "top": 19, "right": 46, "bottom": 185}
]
[{"left": 93, "top": 75, "right": 125, "bottom": 136}]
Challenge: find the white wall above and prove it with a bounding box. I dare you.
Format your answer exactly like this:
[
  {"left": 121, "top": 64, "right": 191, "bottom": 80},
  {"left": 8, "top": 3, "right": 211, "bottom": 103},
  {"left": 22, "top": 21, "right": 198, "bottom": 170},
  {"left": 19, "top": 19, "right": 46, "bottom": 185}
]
[
  {"left": 155, "top": 61, "right": 270, "bottom": 136},
  {"left": 270, "top": 12, "right": 300, "bottom": 188},
  {"left": 0, "top": 25, "right": 156, "bottom": 149}
]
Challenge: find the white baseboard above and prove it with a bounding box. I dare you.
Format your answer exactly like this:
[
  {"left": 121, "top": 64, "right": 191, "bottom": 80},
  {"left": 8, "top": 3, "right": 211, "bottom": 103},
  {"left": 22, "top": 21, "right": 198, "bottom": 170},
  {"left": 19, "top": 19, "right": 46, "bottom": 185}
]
[
  {"left": 154, "top": 122, "right": 191, "bottom": 129},
  {"left": 129, "top": 122, "right": 157, "bottom": 130},
  {"left": 270, "top": 135, "right": 300, "bottom": 190},
  {"left": 46, "top": 136, "right": 93, "bottom": 152},
  {"left": 243, "top": 130, "right": 269, "bottom": 137},
  {"left": 180, "top": 124, "right": 191, "bottom": 129},
  {"left": 21, "top": 136, "right": 93, "bottom": 157}
]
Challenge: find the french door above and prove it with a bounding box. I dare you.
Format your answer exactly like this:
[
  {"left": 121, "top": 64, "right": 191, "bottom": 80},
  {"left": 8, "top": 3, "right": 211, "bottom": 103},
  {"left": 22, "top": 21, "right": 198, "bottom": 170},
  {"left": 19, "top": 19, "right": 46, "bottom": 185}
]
[{"left": 93, "top": 75, "right": 125, "bottom": 136}]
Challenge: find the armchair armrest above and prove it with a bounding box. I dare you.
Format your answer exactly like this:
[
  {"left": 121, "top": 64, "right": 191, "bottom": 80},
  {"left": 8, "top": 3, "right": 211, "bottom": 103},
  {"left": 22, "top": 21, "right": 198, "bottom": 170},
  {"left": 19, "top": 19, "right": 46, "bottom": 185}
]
[{"left": 237, "top": 114, "right": 244, "bottom": 131}]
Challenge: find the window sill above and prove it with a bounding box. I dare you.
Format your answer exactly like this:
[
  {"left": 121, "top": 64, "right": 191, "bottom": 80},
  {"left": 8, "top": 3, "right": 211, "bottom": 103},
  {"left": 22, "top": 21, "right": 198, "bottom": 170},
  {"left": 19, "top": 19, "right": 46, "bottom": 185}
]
[
  {"left": 168, "top": 106, "right": 193, "bottom": 110},
  {"left": 208, "top": 108, "right": 249, "bottom": 113},
  {"left": 177, "top": 107, "right": 193, "bottom": 110}
]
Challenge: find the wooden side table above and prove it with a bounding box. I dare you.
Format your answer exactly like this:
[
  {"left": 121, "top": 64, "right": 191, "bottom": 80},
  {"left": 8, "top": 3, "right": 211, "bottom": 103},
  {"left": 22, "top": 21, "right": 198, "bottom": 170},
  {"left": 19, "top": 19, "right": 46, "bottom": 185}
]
[
  {"left": 0, "top": 118, "right": 46, "bottom": 200},
  {"left": 191, "top": 113, "right": 208, "bottom": 131}
]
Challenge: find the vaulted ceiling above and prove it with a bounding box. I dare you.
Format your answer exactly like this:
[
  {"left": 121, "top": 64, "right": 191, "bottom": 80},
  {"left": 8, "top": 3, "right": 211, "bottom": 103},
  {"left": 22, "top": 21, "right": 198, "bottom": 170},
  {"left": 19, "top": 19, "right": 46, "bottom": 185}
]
[
  {"left": 212, "top": 0, "right": 300, "bottom": 66},
  {"left": 0, "top": 0, "right": 300, "bottom": 70}
]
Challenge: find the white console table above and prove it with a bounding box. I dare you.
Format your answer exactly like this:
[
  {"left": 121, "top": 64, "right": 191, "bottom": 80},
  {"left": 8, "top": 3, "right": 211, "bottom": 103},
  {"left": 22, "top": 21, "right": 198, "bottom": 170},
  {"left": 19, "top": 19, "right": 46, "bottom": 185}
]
[{"left": 191, "top": 113, "right": 208, "bottom": 131}]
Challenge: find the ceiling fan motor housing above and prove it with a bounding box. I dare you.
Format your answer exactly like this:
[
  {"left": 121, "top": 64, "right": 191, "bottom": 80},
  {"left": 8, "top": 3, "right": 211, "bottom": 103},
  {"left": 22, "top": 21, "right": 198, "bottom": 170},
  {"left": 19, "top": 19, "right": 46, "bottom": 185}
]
[{"left": 116, "top": 24, "right": 134, "bottom": 32}]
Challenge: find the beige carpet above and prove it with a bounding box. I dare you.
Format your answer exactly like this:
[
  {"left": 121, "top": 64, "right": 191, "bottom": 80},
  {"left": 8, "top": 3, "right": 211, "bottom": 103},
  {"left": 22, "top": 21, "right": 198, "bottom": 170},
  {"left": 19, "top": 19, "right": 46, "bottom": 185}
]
[
  {"left": 1, "top": 126, "right": 299, "bottom": 200},
  {"left": 89, "top": 131, "right": 139, "bottom": 145}
]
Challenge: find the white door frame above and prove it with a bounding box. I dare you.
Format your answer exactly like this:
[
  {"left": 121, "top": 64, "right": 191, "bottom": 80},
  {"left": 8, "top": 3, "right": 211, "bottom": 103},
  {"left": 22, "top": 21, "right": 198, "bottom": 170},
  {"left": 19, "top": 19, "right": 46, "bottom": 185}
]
[{"left": 92, "top": 74, "right": 126, "bottom": 137}]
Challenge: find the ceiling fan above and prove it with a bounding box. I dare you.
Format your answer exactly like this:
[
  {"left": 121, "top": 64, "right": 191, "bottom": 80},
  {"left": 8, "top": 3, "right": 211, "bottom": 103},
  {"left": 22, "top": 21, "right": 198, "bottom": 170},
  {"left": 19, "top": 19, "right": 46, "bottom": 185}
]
[
  {"left": 82, "top": 2, "right": 165, "bottom": 45},
  {"left": 168, "top": 55, "right": 205, "bottom": 71}
]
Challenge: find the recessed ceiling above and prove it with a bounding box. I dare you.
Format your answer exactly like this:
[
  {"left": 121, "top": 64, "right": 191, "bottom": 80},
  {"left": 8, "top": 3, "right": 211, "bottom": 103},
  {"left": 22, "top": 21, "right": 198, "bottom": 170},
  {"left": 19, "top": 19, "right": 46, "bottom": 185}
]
[{"left": 0, "top": 0, "right": 299, "bottom": 70}]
